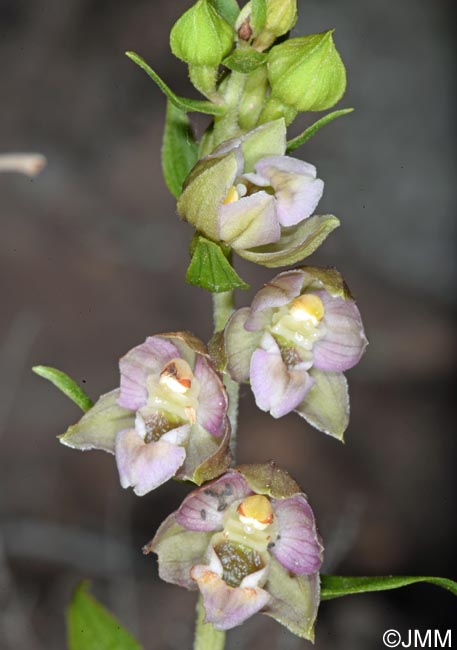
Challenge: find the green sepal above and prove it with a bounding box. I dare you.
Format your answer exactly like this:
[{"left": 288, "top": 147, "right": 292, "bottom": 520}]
[
  {"left": 67, "top": 582, "right": 141, "bottom": 650},
  {"left": 240, "top": 117, "right": 286, "bottom": 172},
  {"left": 286, "top": 109, "right": 354, "bottom": 153},
  {"left": 126, "top": 52, "right": 226, "bottom": 116},
  {"left": 237, "top": 214, "right": 340, "bottom": 267},
  {"left": 297, "top": 265, "right": 353, "bottom": 299},
  {"left": 186, "top": 236, "right": 249, "bottom": 293},
  {"left": 209, "top": 0, "right": 240, "bottom": 26},
  {"left": 251, "top": 0, "right": 267, "bottom": 33},
  {"left": 162, "top": 101, "right": 199, "bottom": 198},
  {"left": 267, "top": 30, "right": 346, "bottom": 112},
  {"left": 296, "top": 369, "right": 349, "bottom": 441},
  {"left": 321, "top": 575, "right": 457, "bottom": 600},
  {"left": 222, "top": 47, "right": 267, "bottom": 73},
  {"left": 32, "top": 365, "right": 93, "bottom": 412},
  {"left": 236, "top": 461, "right": 301, "bottom": 499}
]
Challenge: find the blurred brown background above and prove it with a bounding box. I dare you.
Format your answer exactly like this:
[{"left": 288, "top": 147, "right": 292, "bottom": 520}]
[{"left": 0, "top": 0, "right": 456, "bottom": 648}]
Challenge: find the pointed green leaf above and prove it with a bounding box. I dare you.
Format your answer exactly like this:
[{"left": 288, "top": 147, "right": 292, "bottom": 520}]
[
  {"left": 125, "top": 52, "right": 226, "bottom": 116},
  {"left": 286, "top": 109, "right": 354, "bottom": 153},
  {"left": 321, "top": 575, "right": 457, "bottom": 601},
  {"left": 223, "top": 48, "right": 267, "bottom": 73},
  {"left": 67, "top": 582, "right": 141, "bottom": 650},
  {"left": 209, "top": 0, "right": 240, "bottom": 26},
  {"left": 32, "top": 365, "right": 93, "bottom": 412},
  {"left": 251, "top": 0, "right": 266, "bottom": 33},
  {"left": 186, "top": 236, "right": 249, "bottom": 292},
  {"left": 162, "top": 101, "right": 199, "bottom": 198}
]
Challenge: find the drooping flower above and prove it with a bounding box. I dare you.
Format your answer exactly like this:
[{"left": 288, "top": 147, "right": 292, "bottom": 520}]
[
  {"left": 178, "top": 119, "right": 339, "bottom": 268},
  {"left": 59, "top": 332, "right": 231, "bottom": 494},
  {"left": 145, "top": 463, "right": 323, "bottom": 639},
  {"left": 222, "top": 267, "right": 368, "bottom": 439}
]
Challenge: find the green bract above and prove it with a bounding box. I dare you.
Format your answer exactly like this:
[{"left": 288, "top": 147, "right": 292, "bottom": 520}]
[
  {"left": 267, "top": 31, "right": 347, "bottom": 112},
  {"left": 170, "top": 0, "right": 234, "bottom": 66}
]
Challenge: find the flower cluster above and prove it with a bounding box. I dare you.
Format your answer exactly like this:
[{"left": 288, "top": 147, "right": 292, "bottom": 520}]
[{"left": 145, "top": 464, "right": 323, "bottom": 639}]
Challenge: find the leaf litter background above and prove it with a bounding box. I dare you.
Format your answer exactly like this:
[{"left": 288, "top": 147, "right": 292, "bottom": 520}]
[{"left": 0, "top": 0, "right": 456, "bottom": 648}]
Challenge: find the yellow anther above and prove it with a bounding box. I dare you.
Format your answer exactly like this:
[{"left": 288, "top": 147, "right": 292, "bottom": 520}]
[
  {"left": 237, "top": 495, "right": 273, "bottom": 530},
  {"left": 223, "top": 185, "right": 240, "bottom": 204},
  {"left": 159, "top": 358, "right": 194, "bottom": 394},
  {"left": 289, "top": 294, "right": 324, "bottom": 325}
]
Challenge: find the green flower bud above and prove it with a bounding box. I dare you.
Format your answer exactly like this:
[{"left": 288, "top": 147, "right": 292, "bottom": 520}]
[
  {"left": 254, "top": 0, "right": 297, "bottom": 51},
  {"left": 267, "top": 30, "right": 347, "bottom": 112},
  {"left": 170, "top": 0, "right": 234, "bottom": 67}
]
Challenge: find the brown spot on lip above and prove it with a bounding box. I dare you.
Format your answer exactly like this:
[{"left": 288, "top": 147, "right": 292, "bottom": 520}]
[{"left": 238, "top": 18, "right": 253, "bottom": 41}]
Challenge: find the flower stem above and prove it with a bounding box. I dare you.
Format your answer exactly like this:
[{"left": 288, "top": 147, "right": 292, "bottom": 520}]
[{"left": 193, "top": 594, "right": 226, "bottom": 650}]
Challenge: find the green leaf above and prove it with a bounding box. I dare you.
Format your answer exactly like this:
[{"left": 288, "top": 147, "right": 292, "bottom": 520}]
[
  {"left": 32, "top": 365, "right": 93, "bottom": 412},
  {"left": 286, "top": 109, "right": 354, "bottom": 153},
  {"left": 223, "top": 48, "right": 267, "bottom": 73},
  {"left": 67, "top": 582, "right": 141, "bottom": 650},
  {"left": 186, "top": 236, "right": 249, "bottom": 292},
  {"left": 162, "top": 101, "right": 198, "bottom": 198},
  {"left": 251, "top": 0, "right": 266, "bottom": 33},
  {"left": 209, "top": 0, "right": 240, "bottom": 27},
  {"left": 321, "top": 575, "right": 457, "bottom": 601},
  {"left": 125, "top": 52, "right": 226, "bottom": 116}
]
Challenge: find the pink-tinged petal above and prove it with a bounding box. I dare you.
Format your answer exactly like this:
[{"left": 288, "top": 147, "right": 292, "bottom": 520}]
[
  {"left": 245, "top": 270, "right": 305, "bottom": 331},
  {"left": 191, "top": 565, "right": 270, "bottom": 631},
  {"left": 224, "top": 308, "right": 263, "bottom": 383},
  {"left": 176, "top": 471, "right": 252, "bottom": 532},
  {"left": 115, "top": 428, "right": 185, "bottom": 496},
  {"left": 250, "top": 337, "right": 314, "bottom": 418},
  {"left": 118, "top": 336, "right": 179, "bottom": 410},
  {"left": 255, "top": 156, "right": 324, "bottom": 227},
  {"left": 145, "top": 513, "right": 212, "bottom": 590},
  {"left": 313, "top": 291, "right": 368, "bottom": 372},
  {"left": 219, "top": 192, "right": 280, "bottom": 250},
  {"left": 271, "top": 495, "right": 324, "bottom": 575},
  {"left": 193, "top": 356, "right": 227, "bottom": 437}
]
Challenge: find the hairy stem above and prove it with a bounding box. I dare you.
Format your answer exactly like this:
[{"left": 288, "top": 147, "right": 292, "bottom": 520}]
[{"left": 193, "top": 594, "right": 226, "bottom": 650}]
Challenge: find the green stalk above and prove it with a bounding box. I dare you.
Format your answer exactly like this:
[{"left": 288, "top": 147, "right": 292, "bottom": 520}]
[{"left": 193, "top": 594, "right": 226, "bottom": 650}]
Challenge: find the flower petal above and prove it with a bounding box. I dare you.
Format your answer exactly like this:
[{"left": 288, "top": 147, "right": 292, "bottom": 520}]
[
  {"left": 237, "top": 214, "right": 340, "bottom": 268},
  {"left": 194, "top": 356, "right": 227, "bottom": 437},
  {"left": 255, "top": 155, "right": 324, "bottom": 227},
  {"left": 313, "top": 291, "right": 368, "bottom": 372},
  {"left": 263, "top": 557, "right": 320, "bottom": 641},
  {"left": 224, "top": 308, "right": 263, "bottom": 383},
  {"left": 177, "top": 420, "right": 232, "bottom": 485},
  {"left": 176, "top": 470, "right": 251, "bottom": 532},
  {"left": 219, "top": 192, "right": 280, "bottom": 250},
  {"left": 295, "top": 369, "right": 349, "bottom": 441},
  {"left": 115, "top": 428, "right": 186, "bottom": 496},
  {"left": 271, "top": 495, "right": 323, "bottom": 575},
  {"left": 191, "top": 565, "right": 270, "bottom": 630},
  {"left": 59, "top": 389, "right": 134, "bottom": 453},
  {"left": 244, "top": 270, "right": 305, "bottom": 331},
  {"left": 145, "top": 513, "right": 212, "bottom": 589},
  {"left": 250, "top": 337, "right": 314, "bottom": 418},
  {"left": 118, "top": 336, "right": 179, "bottom": 410}
]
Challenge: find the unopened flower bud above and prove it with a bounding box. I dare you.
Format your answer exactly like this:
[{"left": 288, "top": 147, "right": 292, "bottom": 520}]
[
  {"left": 267, "top": 31, "right": 346, "bottom": 112},
  {"left": 170, "top": 0, "right": 234, "bottom": 67},
  {"left": 254, "top": 0, "right": 297, "bottom": 51}
]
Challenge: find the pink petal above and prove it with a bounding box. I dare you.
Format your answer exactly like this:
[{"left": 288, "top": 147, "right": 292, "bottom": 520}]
[
  {"left": 219, "top": 192, "right": 280, "bottom": 250},
  {"left": 191, "top": 565, "right": 270, "bottom": 631},
  {"left": 271, "top": 495, "right": 324, "bottom": 575},
  {"left": 250, "top": 337, "right": 314, "bottom": 418},
  {"left": 313, "top": 291, "right": 368, "bottom": 372},
  {"left": 115, "top": 428, "right": 185, "bottom": 496},
  {"left": 244, "top": 270, "right": 305, "bottom": 332},
  {"left": 176, "top": 471, "right": 251, "bottom": 532},
  {"left": 194, "top": 356, "right": 227, "bottom": 437},
  {"left": 118, "top": 336, "right": 179, "bottom": 410}
]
